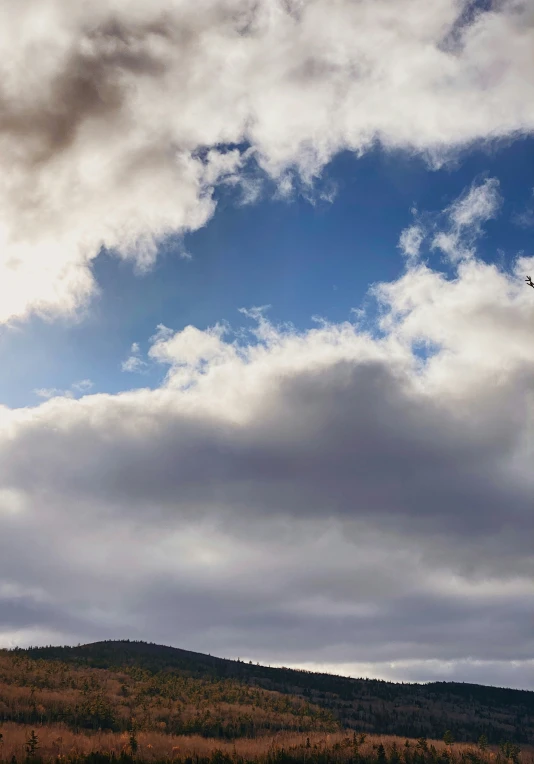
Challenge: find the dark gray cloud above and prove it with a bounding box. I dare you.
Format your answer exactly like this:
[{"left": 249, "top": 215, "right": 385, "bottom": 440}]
[{"left": 2, "top": 357, "right": 530, "bottom": 545}]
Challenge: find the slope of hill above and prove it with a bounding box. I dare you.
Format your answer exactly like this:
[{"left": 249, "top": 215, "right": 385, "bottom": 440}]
[
  {"left": 0, "top": 647, "right": 336, "bottom": 739},
  {"left": 7, "top": 640, "right": 534, "bottom": 745}
]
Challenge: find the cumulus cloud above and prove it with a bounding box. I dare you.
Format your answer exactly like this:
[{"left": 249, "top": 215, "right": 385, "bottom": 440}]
[
  {"left": 0, "top": 181, "right": 533, "bottom": 688},
  {"left": 0, "top": 0, "right": 533, "bottom": 324}
]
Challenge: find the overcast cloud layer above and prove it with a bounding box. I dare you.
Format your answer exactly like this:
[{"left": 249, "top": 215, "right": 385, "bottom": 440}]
[
  {"left": 1, "top": 0, "right": 533, "bottom": 323},
  {"left": 0, "top": 179, "right": 533, "bottom": 689}
]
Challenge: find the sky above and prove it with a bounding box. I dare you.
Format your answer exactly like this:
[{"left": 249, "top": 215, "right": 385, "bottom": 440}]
[{"left": 0, "top": 0, "right": 533, "bottom": 691}]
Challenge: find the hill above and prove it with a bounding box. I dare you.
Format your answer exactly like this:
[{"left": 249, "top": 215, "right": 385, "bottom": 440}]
[{"left": 5, "top": 640, "right": 532, "bottom": 746}]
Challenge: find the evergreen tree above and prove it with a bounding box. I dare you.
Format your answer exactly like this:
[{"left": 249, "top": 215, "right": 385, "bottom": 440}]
[
  {"left": 416, "top": 738, "right": 428, "bottom": 753},
  {"left": 129, "top": 719, "right": 139, "bottom": 757},
  {"left": 25, "top": 730, "right": 39, "bottom": 760},
  {"left": 390, "top": 743, "right": 402, "bottom": 764},
  {"left": 499, "top": 741, "right": 521, "bottom": 764}
]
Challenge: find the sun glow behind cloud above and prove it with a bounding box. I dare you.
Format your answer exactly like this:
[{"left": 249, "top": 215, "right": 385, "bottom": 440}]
[{"left": 0, "top": 177, "right": 532, "bottom": 687}]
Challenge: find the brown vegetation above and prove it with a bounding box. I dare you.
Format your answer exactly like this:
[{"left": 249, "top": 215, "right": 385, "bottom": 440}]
[
  {"left": 0, "top": 724, "right": 532, "bottom": 764},
  {"left": 0, "top": 652, "right": 337, "bottom": 738}
]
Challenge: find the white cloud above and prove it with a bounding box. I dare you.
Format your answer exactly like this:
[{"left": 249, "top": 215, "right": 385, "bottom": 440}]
[
  {"left": 71, "top": 379, "right": 94, "bottom": 393},
  {"left": 398, "top": 224, "right": 424, "bottom": 262},
  {"left": 121, "top": 358, "right": 147, "bottom": 373},
  {"left": 399, "top": 178, "right": 502, "bottom": 266},
  {"left": 121, "top": 342, "right": 148, "bottom": 373},
  {"left": 34, "top": 379, "right": 94, "bottom": 399},
  {"left": 0, "top": 0, "right": 532, "bottom": 324},
  {"left": 2, "top": 181, "right": 534, "bottom": 687},
  {"left": 149, "top": 325, "right": 175, "bottom": 344},
  {"left": 149, "top": 322, "right": 235, "bottom": 388},
  {"left": 431, "top": 177, "right": 502, "bottom": 262},
  {"left": 448, "top": 177, "right": 502, "bottom": 230},
  {"left": 34, "top": 388, "right": 71, "bottom": 400}
]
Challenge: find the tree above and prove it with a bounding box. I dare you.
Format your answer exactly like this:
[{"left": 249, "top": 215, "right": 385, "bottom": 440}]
[
  {"left": 390, "top": 743, "right": 402, "bottom": 764},
  {"left": 129, "top": 719, "right": 139, "bottom": 756},
  {"left": 499, "top": 741, "right": 521, "bottom": 764},
  {"left": 417, "top": 738, "right": 428, "bottom": 753},
  {"left": 129, "top": 730, "right": 138, "bottom": 756},
  {"left": 443, "top": 731, "right": 454, "bottom": 750},
  {"left": 478, "top": 736, "right": 488, "bottom": 753},
  {"left": 25, "top": 730, "right": 39, "bottom": 760}
]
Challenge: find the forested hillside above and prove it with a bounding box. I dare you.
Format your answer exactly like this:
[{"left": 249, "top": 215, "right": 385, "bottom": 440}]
[
  {"left": 9, "top": 641, "right": 532, "bottom": 746},
  {"left": 0, "top": 648, "right": 336, "bottom": 739}
]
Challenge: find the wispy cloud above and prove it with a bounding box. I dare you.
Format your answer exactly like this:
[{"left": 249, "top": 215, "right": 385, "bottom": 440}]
[
  {"left": 398, "top": 224, "right": 424, "bottom": 263},
  {"left": 121, "top": 343, "right": 148, "bottom": 373},
  {"left": 34, "top": 388, "right": 71, "bottom": 401},
  {"left": 71, "top": 379, "right": 94, "bottom": 394},
  {"left": 34, "top": 380, "right": 94, "bottom": 400},
  {"left": 430, "top": 177, "right": 502, "bottom": 262}
]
